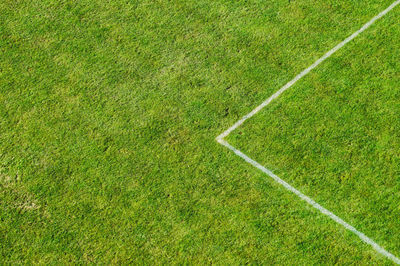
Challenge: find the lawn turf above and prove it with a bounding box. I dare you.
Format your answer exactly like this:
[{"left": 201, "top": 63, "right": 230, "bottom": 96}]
[
  {"left": 227, "top": 3, "right": 400, "bottom": 261},
  {"left": 1, "top": 0, "right": 398, "bottom": 264}
]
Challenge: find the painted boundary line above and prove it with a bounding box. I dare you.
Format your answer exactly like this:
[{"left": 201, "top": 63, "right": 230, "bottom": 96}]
[
  {"left": 218, "top": 140, "right": 400, "bottom": 264},
  {"left": 217, "top": 0, "right": 400, "bottom": 141},
  {"left": 216, "top": 0, "right": 400, "bottom": 264}
]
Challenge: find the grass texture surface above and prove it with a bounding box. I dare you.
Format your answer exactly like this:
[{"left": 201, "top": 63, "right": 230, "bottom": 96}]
[{"left": 1, "top": 0, "right": 398, "bottom": 264}]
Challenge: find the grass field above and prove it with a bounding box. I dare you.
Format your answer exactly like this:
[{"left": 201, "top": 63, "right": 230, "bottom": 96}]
[
  {"left": 227, "top": 3, "right": 400, "bottom": 260},
  {"left": 1, "top": 0, "right": 399, "bottom": 264}
]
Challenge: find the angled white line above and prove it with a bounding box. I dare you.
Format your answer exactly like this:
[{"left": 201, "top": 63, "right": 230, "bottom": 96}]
[
  {"left": 218, "top": 139, "right": 400, "bottom": 264},
  {"left": 216, "top": 0, "right": 400, "bottom": 142},
  {"left": 216, "top": 0, "right": 400, "bottom": 264}
]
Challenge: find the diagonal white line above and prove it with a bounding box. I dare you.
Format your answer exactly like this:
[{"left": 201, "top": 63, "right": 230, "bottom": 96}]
[
  {"left": 218, "top": 139, "right": 400, "bottom": 264},
  {"left": 216, "top": 0, "right": 400, "bottom": 142},
  {"left": 216, "top": 0, "right": 400, "bottom": 263}
]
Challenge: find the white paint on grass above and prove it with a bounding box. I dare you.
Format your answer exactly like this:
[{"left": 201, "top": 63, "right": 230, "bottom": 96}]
[
  {"left": 218, "top": 139, "right": 400, "bottom": 264},
  {"left": 216, "top": 0, "right": 400, "bottom": 142},
  {"left": 217, "top": 0, "right": 400, "bottom": 264}
]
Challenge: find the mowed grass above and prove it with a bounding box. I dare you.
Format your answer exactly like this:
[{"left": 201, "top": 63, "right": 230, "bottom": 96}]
[
  {"left": 0, "top": 0, "right": 397, "bottom": 264},
  {"left": 228, "top": 4, "right": 400, "bottom": 260}
]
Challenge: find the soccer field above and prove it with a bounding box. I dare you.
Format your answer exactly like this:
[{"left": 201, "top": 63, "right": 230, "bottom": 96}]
[{"left": 1, "top": 0, "right": 399, "bottom": 264}]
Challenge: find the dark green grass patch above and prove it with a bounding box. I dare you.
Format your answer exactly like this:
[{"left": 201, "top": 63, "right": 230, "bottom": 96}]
[
  {"left": 0, "top": 0, "right": 397, "bottom": 264},
  {"left": 228, "top": 5, "right": 400, "bottom": 259}
]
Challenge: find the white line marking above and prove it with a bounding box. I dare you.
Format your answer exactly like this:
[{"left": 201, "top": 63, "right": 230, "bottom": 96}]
[
  {"left": 216, "top": 0, "right": 400, "bottom": 263},
  {"left": 218, "top": 139, "right": 400, "bottom": 264},
  {"left": 216, "top": 0, "right": 400, "bottom": 142}
]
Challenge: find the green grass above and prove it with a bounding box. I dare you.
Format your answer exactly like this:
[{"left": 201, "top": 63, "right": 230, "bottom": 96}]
[
  {"left": 0, "top": 0, "right": 398, "bottom": 264},
  {"left": 228, "top": 3, "right": 400, "bottom": 261}
]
